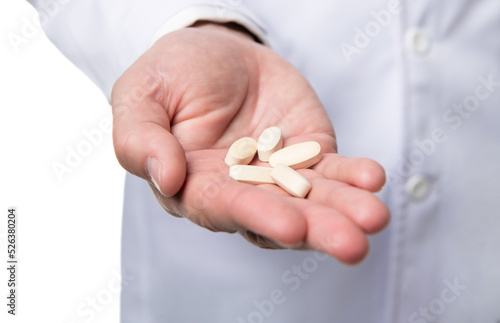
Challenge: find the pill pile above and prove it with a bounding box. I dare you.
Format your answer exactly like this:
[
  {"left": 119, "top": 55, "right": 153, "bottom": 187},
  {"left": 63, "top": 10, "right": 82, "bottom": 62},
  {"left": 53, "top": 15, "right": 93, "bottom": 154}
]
[{"left": 225, "top": 127, "right": 322, "bottom": 198}]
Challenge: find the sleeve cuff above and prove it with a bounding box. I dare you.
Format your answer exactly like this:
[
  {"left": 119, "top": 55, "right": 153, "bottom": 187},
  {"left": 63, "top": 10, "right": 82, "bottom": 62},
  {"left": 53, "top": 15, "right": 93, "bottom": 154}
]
[{"left": 149, "top": 4, "right": 270, "bottom": 47}]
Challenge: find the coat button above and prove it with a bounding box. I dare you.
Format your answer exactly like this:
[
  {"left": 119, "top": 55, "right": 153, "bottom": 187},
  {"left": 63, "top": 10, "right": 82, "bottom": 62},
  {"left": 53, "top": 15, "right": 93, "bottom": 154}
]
[
  {"left": 405, "top": 174, "right": 431, "bottom": 200},
  {"left": 405, "top": 28, "right": 431, "bottom": 55}
]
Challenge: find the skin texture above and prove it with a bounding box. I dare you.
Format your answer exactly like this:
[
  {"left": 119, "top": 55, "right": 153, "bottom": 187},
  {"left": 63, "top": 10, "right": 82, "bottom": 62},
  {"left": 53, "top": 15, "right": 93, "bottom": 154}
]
[{"left": 111, "top": 23, "right": 390, "bottom": 264}]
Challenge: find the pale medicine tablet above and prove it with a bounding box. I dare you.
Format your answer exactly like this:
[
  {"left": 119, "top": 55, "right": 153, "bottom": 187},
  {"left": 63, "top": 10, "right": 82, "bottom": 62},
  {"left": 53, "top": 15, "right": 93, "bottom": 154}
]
[
  {"left": 229, "top": 165, "right": 275, "bottom": 185},
  {"left": 271, "top": 164, "right": 311, "bottom": 198},
  {"left": 257, "top": 126, "right": 283, "bottom": 162},
  {"left": 225, "top": 137, "right": 258, "bottom": 166},
  {"left": 269, "top": 141, "right": 322, "bottom": 169}
]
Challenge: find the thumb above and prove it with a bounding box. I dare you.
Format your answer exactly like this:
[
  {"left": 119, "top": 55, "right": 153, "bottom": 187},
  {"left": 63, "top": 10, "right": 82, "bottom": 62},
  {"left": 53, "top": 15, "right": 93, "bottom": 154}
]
[{"left": 111, "top": 101, "right": 186, "bottom": 197}]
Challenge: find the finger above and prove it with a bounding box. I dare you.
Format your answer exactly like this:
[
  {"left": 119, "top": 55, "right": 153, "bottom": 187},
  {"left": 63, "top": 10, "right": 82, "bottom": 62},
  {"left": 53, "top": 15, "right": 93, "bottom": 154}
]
[
  {"left": 238, "top": 230, "right": 288, "bottom": 250},
  {"left": 313, "top": 154, "right": 387, "bottom": 192},
  {"left": 301, "top": 171, "right": 390, "bottom": 234},
  {"left": 112, "top": 75, "right": 186, "bottom": 197},
  {"left": 182, "top": 172, "right": 307, "bottom": 248},
  {"left": 293, "top": 199, "right": 369, "bottom": 264}
]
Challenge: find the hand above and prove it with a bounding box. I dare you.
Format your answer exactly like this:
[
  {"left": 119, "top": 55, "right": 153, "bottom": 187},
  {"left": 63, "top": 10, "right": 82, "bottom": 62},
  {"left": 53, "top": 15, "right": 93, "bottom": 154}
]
[{"left": 111, "top": 23, "right": 389, "bottom": 264}]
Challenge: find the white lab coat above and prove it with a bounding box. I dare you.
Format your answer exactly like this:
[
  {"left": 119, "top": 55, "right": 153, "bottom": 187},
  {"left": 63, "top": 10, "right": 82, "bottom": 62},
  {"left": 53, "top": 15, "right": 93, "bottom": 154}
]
[{"left": 28, "top": 0, "right": 500, "bottom": 322}]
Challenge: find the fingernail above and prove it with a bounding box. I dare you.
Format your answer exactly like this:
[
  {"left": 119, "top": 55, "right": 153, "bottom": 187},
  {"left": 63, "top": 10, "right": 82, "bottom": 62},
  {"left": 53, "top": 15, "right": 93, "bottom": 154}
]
[{"left": 147, "top": 157, "right": 163, "bottom": 195}]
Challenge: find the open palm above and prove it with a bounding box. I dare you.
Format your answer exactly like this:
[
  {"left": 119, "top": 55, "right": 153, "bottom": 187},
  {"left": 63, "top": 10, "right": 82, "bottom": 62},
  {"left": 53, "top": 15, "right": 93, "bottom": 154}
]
[{"left": 111, "top": 24, "right": 389, "bottom": 263}]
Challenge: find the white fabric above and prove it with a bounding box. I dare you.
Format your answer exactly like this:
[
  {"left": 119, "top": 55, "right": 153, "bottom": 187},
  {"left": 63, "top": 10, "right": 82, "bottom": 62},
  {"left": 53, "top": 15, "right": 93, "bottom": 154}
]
[
  {"left": 149, "top": 5, "right": 269, "bottom": 47},
  {"left": 29, "top": 0, "right": 500, "bottom": 322}
]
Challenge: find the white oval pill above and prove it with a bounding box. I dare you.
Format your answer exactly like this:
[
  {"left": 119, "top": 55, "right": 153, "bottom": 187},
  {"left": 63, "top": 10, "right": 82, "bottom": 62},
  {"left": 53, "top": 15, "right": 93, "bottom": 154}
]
[
  {"left": 225, "top": 137, "right": 258, "bottom": 166},
  {"left": 271, "top": 164, "right": 311, "bottom": 198},
  {"left": 229, "top": 165, "right": 275, "bottom": 185},
  {"left": 257, "top": 126, "right": 283, "bottom": 162},
  {"left": 269, "top": 141, "right": 322, "bottom": 169}
]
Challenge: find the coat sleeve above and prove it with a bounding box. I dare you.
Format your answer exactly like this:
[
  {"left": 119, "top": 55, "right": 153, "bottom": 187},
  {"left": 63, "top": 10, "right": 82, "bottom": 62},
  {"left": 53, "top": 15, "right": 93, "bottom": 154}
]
[{"left": 26, "top": 0, "right": 268, "bottom": 99}]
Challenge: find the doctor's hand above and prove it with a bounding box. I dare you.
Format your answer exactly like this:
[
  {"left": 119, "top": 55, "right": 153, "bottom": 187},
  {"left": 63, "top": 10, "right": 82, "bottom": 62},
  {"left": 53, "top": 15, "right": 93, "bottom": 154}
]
[{"left": 111, "top": 22, "right": 389, "bottom": 264}]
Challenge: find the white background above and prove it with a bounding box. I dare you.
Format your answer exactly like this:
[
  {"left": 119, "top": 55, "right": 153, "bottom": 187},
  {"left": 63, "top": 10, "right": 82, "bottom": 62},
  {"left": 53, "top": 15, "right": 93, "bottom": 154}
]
[{"left": 1, "top": 1, "right": 125, "bottom": 322}]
